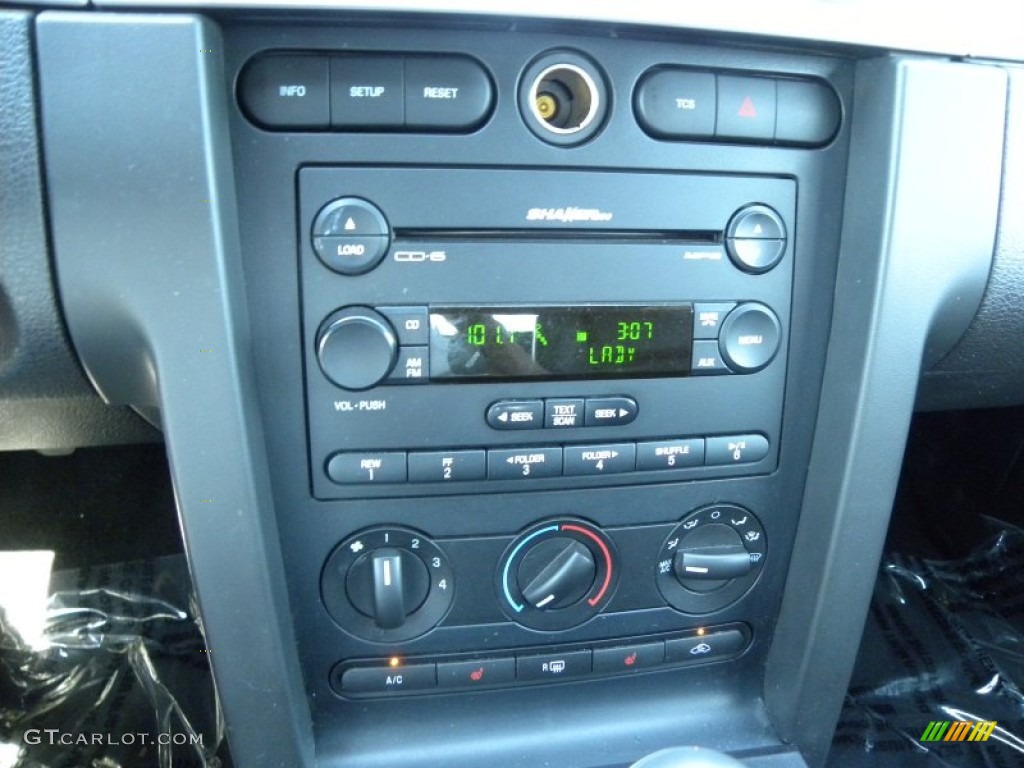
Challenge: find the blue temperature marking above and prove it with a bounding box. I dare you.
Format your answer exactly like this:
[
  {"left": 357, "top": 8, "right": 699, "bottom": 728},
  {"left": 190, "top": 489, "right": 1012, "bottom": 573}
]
[{"left": 503, "top": 524, "right": 560, "bottom": 612}]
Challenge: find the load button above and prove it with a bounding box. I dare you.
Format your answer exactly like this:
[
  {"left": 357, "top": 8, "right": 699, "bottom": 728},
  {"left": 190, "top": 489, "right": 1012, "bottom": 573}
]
[{"left": 584, "top": 397, "right": 638, "bottom": 427}]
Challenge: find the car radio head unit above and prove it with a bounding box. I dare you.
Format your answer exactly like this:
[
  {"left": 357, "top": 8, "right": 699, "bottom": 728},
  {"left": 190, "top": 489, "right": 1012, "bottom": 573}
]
[{"left": 299, "top": 167, "right": 794, "bottom": 499}]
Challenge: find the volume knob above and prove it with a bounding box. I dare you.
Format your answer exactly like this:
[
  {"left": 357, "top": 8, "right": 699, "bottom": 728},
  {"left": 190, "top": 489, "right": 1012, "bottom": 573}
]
[{"left": 316, "top": 307, "right": 397, "bottom": 390}]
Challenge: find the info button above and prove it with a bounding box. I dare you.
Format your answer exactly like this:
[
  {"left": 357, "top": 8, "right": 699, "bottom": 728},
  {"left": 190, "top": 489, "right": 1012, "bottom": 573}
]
[{"left": 486, "top": 400, "right": 544, "bottom": 430}]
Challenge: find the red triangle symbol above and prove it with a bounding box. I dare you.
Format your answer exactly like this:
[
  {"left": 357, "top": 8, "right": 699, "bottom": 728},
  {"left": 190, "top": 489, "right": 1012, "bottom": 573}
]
[{"left": 738, "top": 96, "right": 757, "bottom": 118}]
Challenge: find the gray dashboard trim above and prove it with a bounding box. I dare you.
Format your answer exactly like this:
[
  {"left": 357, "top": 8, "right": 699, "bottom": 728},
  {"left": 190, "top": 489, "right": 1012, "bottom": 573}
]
[
  {"left": 764, "top": 56, "right": 1006, "bottom": 766},
  {"left": 35, "top": 12, "right": 312, "bottom": 766},
  {"left": 91, "top": 0, "right": 1024, "bottom": 63}
]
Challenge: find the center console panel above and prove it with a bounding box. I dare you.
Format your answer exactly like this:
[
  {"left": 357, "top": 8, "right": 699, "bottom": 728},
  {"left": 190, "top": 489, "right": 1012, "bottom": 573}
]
[{"left": 223, "top": 16, "right": 853, "bottom": 767}]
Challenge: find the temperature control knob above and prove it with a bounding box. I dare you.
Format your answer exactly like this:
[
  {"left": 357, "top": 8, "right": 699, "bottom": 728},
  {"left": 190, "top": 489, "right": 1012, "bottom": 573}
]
[
  {"left": 497, "top": 519, "right": 618, "bottom": 631},
  {"left": 321, "top": 527, "right": 454, "bottom": 642},
  {"left": 316, "top": 307, "right": 397, "bottom": 390},
  {"left": 518, "top": 538, "right": 596, "bottom": 610}
]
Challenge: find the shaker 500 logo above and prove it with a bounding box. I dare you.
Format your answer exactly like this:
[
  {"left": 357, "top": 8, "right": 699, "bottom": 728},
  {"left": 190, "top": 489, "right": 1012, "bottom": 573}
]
[{"left": 526, "top": 207, "right": 613, "bottom": 223}]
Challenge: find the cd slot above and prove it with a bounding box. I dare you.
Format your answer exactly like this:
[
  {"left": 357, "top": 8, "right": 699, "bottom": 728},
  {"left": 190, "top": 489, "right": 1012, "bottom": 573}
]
[{"left": 394, "top": 228, "right": 720, "bottom": 244}]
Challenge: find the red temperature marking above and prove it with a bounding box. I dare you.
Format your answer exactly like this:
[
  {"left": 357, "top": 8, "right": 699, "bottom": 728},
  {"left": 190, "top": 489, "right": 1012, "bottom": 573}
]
[{"left": 560, "top": 524, "right": 613, "bottom": 606}]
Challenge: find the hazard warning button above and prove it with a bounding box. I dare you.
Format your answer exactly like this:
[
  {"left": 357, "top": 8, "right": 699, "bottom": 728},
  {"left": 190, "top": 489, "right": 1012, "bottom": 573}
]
[{"left": 716, "top": 76, "right": 776, "bottom": 141}]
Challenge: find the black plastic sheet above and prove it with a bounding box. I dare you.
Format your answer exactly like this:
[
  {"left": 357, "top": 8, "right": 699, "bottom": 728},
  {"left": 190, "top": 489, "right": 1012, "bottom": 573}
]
[
  {"left": 0, "top": 556, "right": 224, "bottom": 768},
  {"left": 831, "top": 517, "right": 1024, "bottom": 767}
]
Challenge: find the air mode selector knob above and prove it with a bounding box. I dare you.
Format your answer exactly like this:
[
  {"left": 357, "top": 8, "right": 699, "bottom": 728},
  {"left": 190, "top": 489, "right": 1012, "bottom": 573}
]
[{"left": 316, "top": 307, "right": 397, "bottom": 390}]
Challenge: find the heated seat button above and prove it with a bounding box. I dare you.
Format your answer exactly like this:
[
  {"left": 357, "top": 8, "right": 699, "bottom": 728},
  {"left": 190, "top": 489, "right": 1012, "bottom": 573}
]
[
  {"left": 634, "top": 69, "right": 716, "bottom": 139},
  {"left": 592, "top": 642, "right": 664, "bottom": 673},
  {"left": 238, "top": 54, "right": 329, "bottom": 129},
  {"left": 437, "top": 658, "right": 516, "bottom": 689},
  {"left": 516, "top": 649, "right": 591, "bottom": 681},
  {"left": 716, "top": 75, "right": 776, "bottom": 142},
  {"left": 330, "top": 56, "right": 404, "bottom": 128},
  {"left": 404, "top": 56, "right": 493, "bottom": 130},
  {"left": 486, "top": 400, "right": 544, "bottom": 430},
  {"left": 664, "top": 630, "right": 747, "bottom": 664},
  {"left": 584, "top": 397, "right": 638, "bottom": 427},
  {"left": 339, "top": 663, "right": 436, "bottom": 694}
]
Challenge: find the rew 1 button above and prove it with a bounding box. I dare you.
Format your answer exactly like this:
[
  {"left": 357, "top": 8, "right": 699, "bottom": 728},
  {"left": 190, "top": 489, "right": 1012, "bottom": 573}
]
[{"left": 326, "top": 452, "right": 407, "bottom": 484}]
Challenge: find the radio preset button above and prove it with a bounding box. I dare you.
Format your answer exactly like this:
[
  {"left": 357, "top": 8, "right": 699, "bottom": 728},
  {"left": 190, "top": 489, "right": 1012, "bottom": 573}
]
[
  {"left": 408, "top": 450, "right": 486, "bottom": 483},
  {"left": 719, "top": 303, "right": 781, "bottom": 372},
  {"left": 583, "top": 397, "right": 638, "bottom": 427},
  {"left": 691, "top": 340, "right": 730, "bottom": 375},
  {"left": 487, "top": 447, "right": 562, "bottom": 480},
  {"left": 693, "top": 303, "right": 737, "bottom": 340},
  {"left": 705, "top": 435, "right": 769, "bottom": 466},
  {"left": 544, "top": 398, "right": 584, "bottom": 429},
  {"left": 326, "top": 451, "right": 408, "bottom": 484},
  {"left": 636, "top": 439, "right": 705, "bottom": 470},
  {"left": 563, "top": 443, "right": 636, "bottom": 476},
  {"left": 487, "top": 400, "right": 544, "bottom": 430}
]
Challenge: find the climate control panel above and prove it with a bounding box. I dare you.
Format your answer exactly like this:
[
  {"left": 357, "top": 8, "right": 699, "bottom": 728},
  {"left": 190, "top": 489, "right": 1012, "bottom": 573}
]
[{"left": 320, "top": 506, "right": 767, "bottom": 690}]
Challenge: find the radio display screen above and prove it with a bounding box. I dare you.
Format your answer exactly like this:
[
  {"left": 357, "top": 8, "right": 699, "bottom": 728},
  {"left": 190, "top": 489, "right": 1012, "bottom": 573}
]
[{"left": 429, "top": 305, "right": 694, "bottom": 381}]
